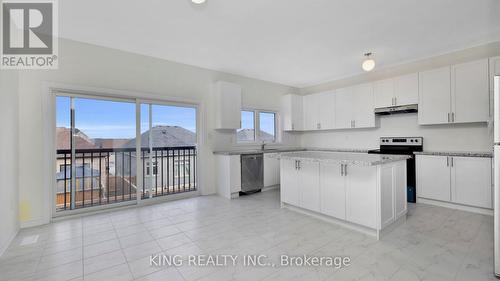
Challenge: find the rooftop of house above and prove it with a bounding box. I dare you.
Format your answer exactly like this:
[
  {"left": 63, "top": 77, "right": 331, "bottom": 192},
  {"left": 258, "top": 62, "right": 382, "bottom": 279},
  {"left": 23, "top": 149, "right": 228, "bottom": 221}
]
[
  {"left": 57, "top": 125, "right": 196, "bottom": 151},
  {"left": 124, "top": 125, "right": 196, "bottom": 148}
]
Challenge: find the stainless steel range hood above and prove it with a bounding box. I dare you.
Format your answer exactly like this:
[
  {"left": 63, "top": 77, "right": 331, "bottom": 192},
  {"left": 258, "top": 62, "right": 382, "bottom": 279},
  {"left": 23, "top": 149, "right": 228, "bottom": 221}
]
[{"left": 374, "top": 104, "right": 418, "bottom": 115}]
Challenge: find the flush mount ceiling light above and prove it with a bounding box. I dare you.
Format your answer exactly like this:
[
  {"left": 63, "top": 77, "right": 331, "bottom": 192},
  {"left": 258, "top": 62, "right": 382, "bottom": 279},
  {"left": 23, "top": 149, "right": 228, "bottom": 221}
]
[
  {"left": 362, "top": 52, "right": 376, "bottom": 72},
  {"left": 192, "top": 0, "right": 206, "bottom": 4}
]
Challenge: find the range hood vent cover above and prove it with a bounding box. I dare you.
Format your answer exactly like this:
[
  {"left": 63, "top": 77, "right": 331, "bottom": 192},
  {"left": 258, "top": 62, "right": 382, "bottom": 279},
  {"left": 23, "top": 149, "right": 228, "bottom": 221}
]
[{"left": 374, "top": 104, "right": 418, "bottom": 115}]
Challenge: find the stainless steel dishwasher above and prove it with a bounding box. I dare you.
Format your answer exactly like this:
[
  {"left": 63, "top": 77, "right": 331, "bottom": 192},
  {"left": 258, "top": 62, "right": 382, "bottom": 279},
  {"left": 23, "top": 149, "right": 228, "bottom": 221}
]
[{"left": 240, "top": 153, "right": 264, "bottom": 195}]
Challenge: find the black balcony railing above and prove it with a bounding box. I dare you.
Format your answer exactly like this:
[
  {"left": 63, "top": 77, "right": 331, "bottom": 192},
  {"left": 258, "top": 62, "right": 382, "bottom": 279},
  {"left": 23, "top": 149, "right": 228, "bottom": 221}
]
[{"left": 56, "top": 146, "right": 197, "bottom": 211}]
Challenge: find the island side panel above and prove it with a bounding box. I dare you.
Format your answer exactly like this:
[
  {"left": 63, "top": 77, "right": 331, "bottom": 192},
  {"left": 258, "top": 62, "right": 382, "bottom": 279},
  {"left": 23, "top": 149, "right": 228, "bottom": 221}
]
[{"left": 378, "top": 160, "right": 408, "bottom": 230}]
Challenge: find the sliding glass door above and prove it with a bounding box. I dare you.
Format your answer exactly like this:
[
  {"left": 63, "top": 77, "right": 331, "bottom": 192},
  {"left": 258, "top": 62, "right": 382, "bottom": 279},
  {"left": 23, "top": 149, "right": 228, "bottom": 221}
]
[
  {"left": 140, "top": 103, "right": 197, "bottom": 199},
  {"left": 55, "top": 95, "right": 197, "bottom": 213}
]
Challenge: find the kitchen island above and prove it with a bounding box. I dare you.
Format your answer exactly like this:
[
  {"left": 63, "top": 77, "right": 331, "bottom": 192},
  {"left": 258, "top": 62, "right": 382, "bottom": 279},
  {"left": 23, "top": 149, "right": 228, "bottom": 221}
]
[{"left": 278, "top": 151, "right": 410, "bottom": 239}]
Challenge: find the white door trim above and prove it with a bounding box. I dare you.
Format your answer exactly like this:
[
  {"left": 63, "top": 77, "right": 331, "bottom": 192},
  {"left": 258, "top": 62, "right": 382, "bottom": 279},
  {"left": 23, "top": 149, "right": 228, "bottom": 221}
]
[{"left": 41, "top": 82, "right": 205, "bottom": 225}]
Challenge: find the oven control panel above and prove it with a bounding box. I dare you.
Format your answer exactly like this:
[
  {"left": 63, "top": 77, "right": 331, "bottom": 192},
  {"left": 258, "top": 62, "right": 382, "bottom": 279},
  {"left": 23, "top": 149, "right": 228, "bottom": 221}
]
[{"left": 379, "top": 137, "right": 423, "bottom": 146}]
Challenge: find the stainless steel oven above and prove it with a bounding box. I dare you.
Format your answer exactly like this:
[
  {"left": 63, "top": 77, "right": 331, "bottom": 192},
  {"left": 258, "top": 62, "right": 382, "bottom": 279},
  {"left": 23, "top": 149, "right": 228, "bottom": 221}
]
[{"left": 368, "top": 137, "right": 423, "bottom": 203}]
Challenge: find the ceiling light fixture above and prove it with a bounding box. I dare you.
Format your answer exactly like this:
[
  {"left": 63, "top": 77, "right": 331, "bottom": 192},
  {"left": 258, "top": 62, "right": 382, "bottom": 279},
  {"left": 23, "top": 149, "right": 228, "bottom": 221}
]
[
  {"left": 192, "top": 0, "right": 206, "bottom": 4},
  {"left": 362, "top": 52, "right": 376, "bottom": 72}
]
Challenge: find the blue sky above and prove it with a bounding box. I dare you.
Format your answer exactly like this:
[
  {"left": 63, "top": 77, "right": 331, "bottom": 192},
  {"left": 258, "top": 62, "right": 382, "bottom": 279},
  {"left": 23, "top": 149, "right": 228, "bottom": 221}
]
[{"left": 56, "top": 97, "right": 197, "bottom": 139}]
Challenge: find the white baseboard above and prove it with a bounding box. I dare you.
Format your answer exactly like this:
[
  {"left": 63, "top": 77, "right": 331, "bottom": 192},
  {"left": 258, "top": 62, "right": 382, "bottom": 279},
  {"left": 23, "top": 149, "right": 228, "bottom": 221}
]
[
  {"left": 417, "top": 197, "right": 493, "bottom": 216},
  {"left": 0, "top": 227, "right": 19, "bottom": 257},
  {"left": 262, "top": 185, "right": 279, "bottom": 192},
  {"left": 20, "top": 217, "right": 50, "bottom": 229}
]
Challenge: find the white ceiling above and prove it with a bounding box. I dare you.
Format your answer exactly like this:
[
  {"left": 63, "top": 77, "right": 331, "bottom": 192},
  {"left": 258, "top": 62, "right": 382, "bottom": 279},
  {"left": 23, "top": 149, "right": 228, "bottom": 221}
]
[{"left": 59, "top": 0, "right": 500, "bottom": 88}]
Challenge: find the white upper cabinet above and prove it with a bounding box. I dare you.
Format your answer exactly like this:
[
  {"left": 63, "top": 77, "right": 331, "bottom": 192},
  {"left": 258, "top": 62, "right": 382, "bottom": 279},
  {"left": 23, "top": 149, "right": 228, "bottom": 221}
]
[
  {"left": 374, "top": 73, "right": 418, "bottom": 108},
  {"left": 374, "top": 78, "right": 395, "bottom": 108},
  {"left": 213, "top": 81, "right": 242, "bottom": 129},
  {"left": 418, "top": 66, "right": 451, "bottom": 125},
  {"left": 419, "top": 59, "right": 489, "bottom": 125},
  {"left": 303, "top": 91, "right": 335, "bottom": 131},
  {"left": 351, "top": 83, "right": 376, "bottom": 128},
  {"left": 335, "top": 85, "right": 375, "bottom": 129},
  {"left": 394, "top": 73, "right": 419, "bottom": 106},
  {"left": 318, "top": 91, "right": 335, "bottom": 130},
  {"left": 303, "top": 93, "right": 320, "bottom": 131},
  {"left": 335, "top": 87, "right": 354, "bottom": 129},
  {"left": 451, "top": 59, "right": 489, "bottom": 123},
  {"left": 281, "top": 94, "right": 303, "bottom": 131},
  {"left": 490, "top": 56, "right": 500, "bottom": 93}
]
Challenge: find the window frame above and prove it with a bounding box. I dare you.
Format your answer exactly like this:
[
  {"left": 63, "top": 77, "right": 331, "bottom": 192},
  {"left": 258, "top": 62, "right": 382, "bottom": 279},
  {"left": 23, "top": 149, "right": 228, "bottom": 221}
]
[{"left": 236, "top": 108, "right": 279, "bottom": 144}]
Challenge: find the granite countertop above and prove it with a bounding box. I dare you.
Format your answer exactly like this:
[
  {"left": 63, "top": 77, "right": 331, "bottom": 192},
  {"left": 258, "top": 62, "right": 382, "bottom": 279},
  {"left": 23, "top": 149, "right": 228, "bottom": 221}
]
[
  {"left": 212, "top": 147, "right": 305, "bottom": 155},
  {"left": 413, "top": 151, "right": 493, "bottom": 158},
  {"left": 276, "top": 151, "right": 411, "bottom": 166},
  {"left": 213, "top": 147, "right": 370, "bottom": 155}
]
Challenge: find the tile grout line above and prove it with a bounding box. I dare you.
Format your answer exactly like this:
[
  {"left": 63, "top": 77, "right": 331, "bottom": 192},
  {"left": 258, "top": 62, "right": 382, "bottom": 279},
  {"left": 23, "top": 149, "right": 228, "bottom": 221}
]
[
  {"left": 81, "top": 218, "right": 85, "bottom": 280},
  {"left": 109, "top": 213, "right": 135, "bottom": 280},
  {"left": 451, "top": 215, "right": 486, "bottom": 281}
]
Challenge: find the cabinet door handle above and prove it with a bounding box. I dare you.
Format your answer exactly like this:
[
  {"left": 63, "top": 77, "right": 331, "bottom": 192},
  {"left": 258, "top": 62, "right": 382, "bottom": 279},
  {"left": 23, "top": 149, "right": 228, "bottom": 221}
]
[
  {"left": 295, "top": 160, "right": 298, "bottom": 170},
  {"left": 451, "top": 157, "right": 454, "bottom": 167},
  {"left": 451, "top": 112, "right": 455, "bottom": 123},
  {"left": 394, "top": 97, "right": 397, "bottom": 106},
  {"left": 447, "top": 113, "right": 450, "bottom": 123},
  {"left": 446, "top": 157, "right": 449, "bottom": 167},
  {"left": 344, "top": 165, "right": 348, "bottom": 176},
  {"left": 297, "top": 160, "right": 301, "bottom": 170}
]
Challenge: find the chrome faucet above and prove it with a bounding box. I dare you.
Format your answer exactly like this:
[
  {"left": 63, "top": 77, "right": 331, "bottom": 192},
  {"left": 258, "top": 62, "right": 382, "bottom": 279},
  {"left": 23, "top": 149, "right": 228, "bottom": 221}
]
[{"left": 261, "top": 141, "right": 266, "bottom": 151}]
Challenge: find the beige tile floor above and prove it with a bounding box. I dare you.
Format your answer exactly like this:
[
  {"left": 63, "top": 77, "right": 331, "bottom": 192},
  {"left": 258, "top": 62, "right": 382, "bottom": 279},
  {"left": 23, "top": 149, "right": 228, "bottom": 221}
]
[{"left": 0, "top": 189, "right": 494, "bottom": 281}]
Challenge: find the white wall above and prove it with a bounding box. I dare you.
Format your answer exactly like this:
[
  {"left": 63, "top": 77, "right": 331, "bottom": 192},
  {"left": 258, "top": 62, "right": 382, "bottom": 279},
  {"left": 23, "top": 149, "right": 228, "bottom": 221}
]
[
  {"left": 300, "top": 41, "right": 500, "bottom": 152},
  {"left": 0, "top": 70, "right": 20, "bottom": 254},
  {"left": 17, "top": 39, "right": 299, "bottom": 227}
]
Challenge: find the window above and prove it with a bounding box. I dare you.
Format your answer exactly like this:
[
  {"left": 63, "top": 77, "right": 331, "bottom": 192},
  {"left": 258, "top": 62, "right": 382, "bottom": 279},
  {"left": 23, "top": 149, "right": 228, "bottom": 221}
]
[
  {"left": 259, "top": 112, "right": 276, "bottom": 142},
  {"left": 237, "top": 111, "right": 255, "bottom": 142},
  {"left": 237, "top": 110, "right": 277, "bottom": 143},
  {"left": 146, "top": 161, "right": 158, "bottom": 175}
]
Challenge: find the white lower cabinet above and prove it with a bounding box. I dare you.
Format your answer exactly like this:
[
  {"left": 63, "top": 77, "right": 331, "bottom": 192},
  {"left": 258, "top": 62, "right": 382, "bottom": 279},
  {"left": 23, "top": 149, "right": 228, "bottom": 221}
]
[
  {"left": 345, "top": 165, "right": 377, "bottom": 229},
  {"left": 451, "top": 157, "right": 492, "bottom": 209},
  {"left": 280, "top": 159, "right": 299, "bottom": 205},
  {"left": 216, "top": 155, "right": 241, "bottom": 199},
  {"left": 280, "top": 159, "right": 320, "bottom": 210},
  {"left": 320, "top": 163, "right": 346, "bottom": 219},
  {"left": 394, "top": 162, "right": 407, "bottom": 218},
  {"left": 416, "top": 155, "right": 492, "bottom": 209},
  {"left": 298, "top": 161, "right": 320, "bottom": 212},
  {"left": 281, "top": 158, "right": 407, "bottom": 234},
  {"left": 416, "top": 155, "right": 451, "bottom": 201},
  {"left": 264, "top": 153, "right": 280, "bottom": 187}
]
